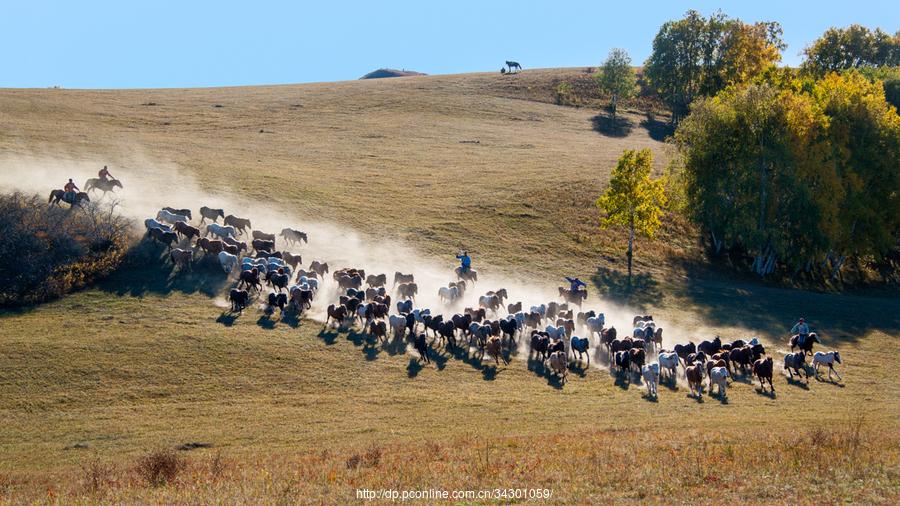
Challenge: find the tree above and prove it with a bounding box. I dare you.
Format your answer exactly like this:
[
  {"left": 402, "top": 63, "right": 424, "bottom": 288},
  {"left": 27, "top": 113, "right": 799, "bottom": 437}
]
[
  {"left": 675, "top": 84, "right": 832, "bottom": 276},
  {"left": 597, "top": 48, "right": 637, "bottom": 119},
  {"left": 813, "top": 71, "right": 900, "bottom": 274},
  {"left": 674, "top": 77, "right": 899, "bottom": 279},
  {"left": 596, "top": 149, "right": 667, "bottom": 285},
  {"left": 644, "top": 10, "right": 783, "bottom": 122},
  {"left": 802, "top": 25, "right": 900, "bottom": 76}
]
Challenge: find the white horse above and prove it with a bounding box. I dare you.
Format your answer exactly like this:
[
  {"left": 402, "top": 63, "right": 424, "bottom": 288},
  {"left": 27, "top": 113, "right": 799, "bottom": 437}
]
[
  {"left": 642, "top": 363, "right": 660, "bottom": 397},
  {"left": 156, "top": 209, "right": 189, "bottom": 225},
  {"left": 217, "top": 251, "right": 238, "bottom": 273},
  {"left": 438, "top": 285, "right": 459, "bottom": 302},
  {"left": 206, "top": 223, "right": 236, "bottom": 240},
  {"left": 586, "top": 316, "right": 605, "bottom": 339},
  {"left": 144, "top": 218, "right": 171, "bottom": 232},
  {"left": 709, "top": 367, "right": 729, "bottom": 398},
  {"left": 813, "top": 351, "right": 843, "bottom": 381},
  {"left": 388, "top": 314, "right": 407, "bottom": 339},
  {"left": 658, "top": 351, "right": 680, "bottom": 380},
  {"left": 545, "top": 325, "right": 566, "bottom": 341},
  {"left": 530, "top": 304, "right": 547, "bottom": 318}
]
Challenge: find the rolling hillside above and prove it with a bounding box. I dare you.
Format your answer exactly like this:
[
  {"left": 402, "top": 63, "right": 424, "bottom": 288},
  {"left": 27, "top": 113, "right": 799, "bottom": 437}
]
[{"left": 0, "top": 69, "right": 897, "bottom": 503}]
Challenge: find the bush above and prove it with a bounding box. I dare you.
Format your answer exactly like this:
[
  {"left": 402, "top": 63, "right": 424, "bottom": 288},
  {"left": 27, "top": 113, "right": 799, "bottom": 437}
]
[
  {"left": 136, "top": 449, "right": 186, "bottom": 487},
  {"left": 0, "top": 192, "right": 132, "bottom": 306}
]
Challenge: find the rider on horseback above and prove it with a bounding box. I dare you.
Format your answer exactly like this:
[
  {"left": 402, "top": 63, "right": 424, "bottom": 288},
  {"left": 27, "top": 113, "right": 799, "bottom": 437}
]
[
  {"left": 63, "top": 179, "right": 79, "bottom": 204},
  {"left": 98, "top": 165, "right": 113, "bottom": 182},
  {"left": 791, "top": 317, "right": 810, "bottom": 347},
  {"left": 456, "top": 251, "right": 472, "bottom": 273},
  {"left": 565, "top": 276, "right": 587, "bottom": 294}
]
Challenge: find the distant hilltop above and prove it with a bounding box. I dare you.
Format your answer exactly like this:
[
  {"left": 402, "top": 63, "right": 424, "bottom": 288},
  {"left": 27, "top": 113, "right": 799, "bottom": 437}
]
[{"left": 359, "top": 68, "right": 427, "bottom": 79}]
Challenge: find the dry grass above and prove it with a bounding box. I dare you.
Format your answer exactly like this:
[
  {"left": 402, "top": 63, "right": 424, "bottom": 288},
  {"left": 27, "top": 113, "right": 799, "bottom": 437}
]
[
  {"left": 1, "top": 420, "right": 896, "bottom": 504},
  {"left": 0, "top": 68, "right": 898, "bottom": 502}
]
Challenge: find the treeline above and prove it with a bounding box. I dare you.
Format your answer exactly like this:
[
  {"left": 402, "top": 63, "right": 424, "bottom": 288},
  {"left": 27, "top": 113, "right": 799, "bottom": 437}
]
[
  {"left": 0, "top": 193, "right": 132, "bottom": 306},
  {"left": 594, "top": 12, "right": 899, "bottom": 281}
]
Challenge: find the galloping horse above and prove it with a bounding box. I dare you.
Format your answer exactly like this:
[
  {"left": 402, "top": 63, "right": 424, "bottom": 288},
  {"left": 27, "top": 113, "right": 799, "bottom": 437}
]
[
  {"left": 455, "top": 266, "right": 478, "bottom": 283},
  {"left": 789, "top": 332, "right": 821, "bottom": 356},
  {"left": 48, "top": 190, "right": 90, "bottom": 207},
  {"left": 558, "top": 287, "right": 587, "bottom": 306},
  {"left": 84, "top": 178, "right": 123, "bottom": 195}
]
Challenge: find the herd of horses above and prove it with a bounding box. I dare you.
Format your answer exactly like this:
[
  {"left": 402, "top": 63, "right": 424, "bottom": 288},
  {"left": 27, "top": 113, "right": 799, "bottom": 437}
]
[{"left": 141, "top": 204, "right": 846, "bottom": 399}]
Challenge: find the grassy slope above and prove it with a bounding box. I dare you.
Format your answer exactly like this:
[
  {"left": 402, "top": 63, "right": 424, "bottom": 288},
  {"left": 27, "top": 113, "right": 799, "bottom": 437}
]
[{"left": 0, "top": 69, "right": 898, "bottom": 502}]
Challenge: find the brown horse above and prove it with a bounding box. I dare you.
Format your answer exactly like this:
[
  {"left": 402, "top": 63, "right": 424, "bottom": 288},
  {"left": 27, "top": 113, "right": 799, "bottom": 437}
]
[
  {"left": 789, "top": 333, "right": 821, "bottom": 356},
  {"left": 558, "top": 287, "right": 587, "bottom": 306},
  {"left": 224, "top": 215, "right": 252, "bottom": 235},
  {"left": 309, "top": 261, "right": 329, "bottom": 278},
  {"left": 48, "top": 190, "right": 90, "bottom": 207},
  {"left": 366, "top": 273, "right": 387, "bottom": 287},
  {"left": 397, "top": 282, "right": 418, "bottom": 300},
  {"left": 197, "top": 237, "right": 225, "bottom": 255},
  {"left": 753, "top": 357, "right": 775, "bottom": 393},
  {"left": 222, "top": 236, "right": 247, "bottom": 253},
  {"left": 252, "top": 230, "right": 276, "bottom": 242},
  {"left": 199, "top": 206, "right": 224, "bottom": 224},
  {"left": 173, "top": 221, "right": 201, "bottom": 240},
  {"left": 282, "top": 251, "right": 302, "bottom": 269},
  {"left": 455, "top": 267, "right": 478, "bottom": 283},
  {"left": 686, "top": 363, "right": 704, "bottom": 399},
  {"left": 325, "top": 304, "right": 348, "bottom": 327},
  {"left": 393, "top": 271, "right": 414, "bottom": 286},
  {"left": 251, "top": 239, "right": 275, "bottom": 253},
  {"left": 784, "top": 351, "right": 809, "bottom": 382},
  {"left": 84, "top": 178, "right": 123, "bottom": 195},
  {"left": 169, "top": 248, "right": 192, "bottom": 268},
  {"left": 149, "top": 227, "right": 178, "bottom": 249}
]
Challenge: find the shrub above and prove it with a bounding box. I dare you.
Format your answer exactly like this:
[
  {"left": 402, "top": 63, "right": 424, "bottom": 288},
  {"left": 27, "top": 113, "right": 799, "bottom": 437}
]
[
  {"left": 0, "top": 192, "right": 132, "bottom": 306},
  {"left": 136, "top": 449, "right": 186, "bottom": 487}
]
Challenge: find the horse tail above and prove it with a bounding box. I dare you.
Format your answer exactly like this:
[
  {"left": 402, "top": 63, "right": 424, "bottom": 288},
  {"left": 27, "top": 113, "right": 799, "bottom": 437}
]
[{"left": 48, "top": 191, "right": 55, "bottom": 203}]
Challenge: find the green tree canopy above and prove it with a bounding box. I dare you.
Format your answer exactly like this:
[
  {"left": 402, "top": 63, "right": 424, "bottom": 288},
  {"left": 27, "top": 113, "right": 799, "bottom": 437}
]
[
  {"left": 802, "top": 25, "right": 900, "bottom": 76},
  {"left": 596, "top": 149, "right": 667, "bottom": 284},
  {"left": 675, "top": 77, "right": 900, "bottom": 278},
  {"left": 644, "top": 10, "right": 783, "bottom": 122},
  {"left": 597, "top": 48, "right": 637, "bottom": 119}
]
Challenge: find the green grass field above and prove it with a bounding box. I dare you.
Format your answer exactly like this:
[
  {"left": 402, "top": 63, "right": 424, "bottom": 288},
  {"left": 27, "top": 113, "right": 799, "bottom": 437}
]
[{"left": 0, "top": 69, "right": 897, "bottom": 503}]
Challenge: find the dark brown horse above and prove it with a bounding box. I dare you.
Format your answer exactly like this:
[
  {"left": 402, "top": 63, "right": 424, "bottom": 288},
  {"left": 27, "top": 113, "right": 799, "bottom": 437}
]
[
  {"left": 455, "top": 267, "right": 478, "bottom": 283},
  {"left": 224, "top": 215, "right": 252, "bottom": 235},
  {"left": 753, "top": 357, "right": 775, "bottom": 393},
  {"left": 173, "top": 221, "right": 201, "bottom": 240},
  {"left": 325, "top": 304, "right": 348, "bottom": 327},
  {"left": 558, "top": 287, "right": 587, "bottom": 306},
  {"left": 393, "top": 271, "right": 414, "bottom": 286},
  {"left": 789, "top": 333, "right": 821, "bottom": 356},
  {"left": 48, "top": 190, "right": 90, "bottom": 207},
  {"left": 84, "top": 178, "right": 123, "bottom": 195},
  {"left": 199, "top": 206, "right": 224, "bottom": 224},
  {"left": 784, "top": 351, "right": 809, "bottom": 382},
  {"left": 252, "top": 230, "right": 276, "bottom": 242},
  {"left": 309, "top": 261, "right": 329, "bottom": 278}
]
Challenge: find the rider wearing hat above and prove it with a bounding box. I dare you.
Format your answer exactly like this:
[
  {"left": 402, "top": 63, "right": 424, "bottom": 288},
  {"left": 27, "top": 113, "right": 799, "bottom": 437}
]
[
  {"left": 63, "top": 179, "right": 79, "bottom": 203},
  {"left": 791, "top": 317, "right": 811, "bottom": 347},
  {"left": 456, "top": 251, "right": 472, "bottom": 273}
]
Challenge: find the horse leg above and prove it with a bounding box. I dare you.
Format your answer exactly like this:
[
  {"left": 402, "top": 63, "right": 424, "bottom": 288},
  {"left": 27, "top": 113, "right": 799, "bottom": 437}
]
[{"left": 831, "top": 365, "right": 842, "bottom": 381}]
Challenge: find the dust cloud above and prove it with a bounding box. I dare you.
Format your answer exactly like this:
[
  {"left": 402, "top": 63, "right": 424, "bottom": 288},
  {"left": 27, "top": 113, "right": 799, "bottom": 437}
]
[{"left": 0, "top": 150, "right": 692, "bottom": 373}]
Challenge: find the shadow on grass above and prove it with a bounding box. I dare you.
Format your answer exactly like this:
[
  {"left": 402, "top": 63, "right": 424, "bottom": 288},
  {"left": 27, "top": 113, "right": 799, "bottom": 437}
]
[
  {"left": 639, "top": 114, "right": 674, "bottom": 142},
  {"left": 407, "top": 358, "right": 424, "bottom": 378},
  {"left": 256, "top": 315, "right": 276, "bottom": 330},
  {"left": 591, "top": 114, "right": 633, "bottom": 137},
  {"left": 215, "top": 312, "right": 238, "bottom": 327},
  {"left": 591, "top": 267, "right": 662, "bottom": 310},
  {"left": 674, "top": 273, "right": 900, "bottom": 345},
  {"left": 99, "top": 241, "right": 231, "bottom": 299},
  {"left": 317, "top": 329, "right": 339, "bottom": 345}
]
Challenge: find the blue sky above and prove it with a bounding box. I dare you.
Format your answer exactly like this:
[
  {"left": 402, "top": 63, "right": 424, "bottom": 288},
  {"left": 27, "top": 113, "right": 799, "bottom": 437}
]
[{"left": 2, "top": 1, "right": 897, "bottom": 89}]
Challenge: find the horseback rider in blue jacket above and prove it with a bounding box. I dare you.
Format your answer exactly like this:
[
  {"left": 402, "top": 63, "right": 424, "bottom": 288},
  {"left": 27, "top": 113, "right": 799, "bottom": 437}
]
[
  {"left": 565, "top": 276, "right": 586, "bottom": 293},
  {"left": 456, "top": 251, "right": 472, "bottom": 273}
]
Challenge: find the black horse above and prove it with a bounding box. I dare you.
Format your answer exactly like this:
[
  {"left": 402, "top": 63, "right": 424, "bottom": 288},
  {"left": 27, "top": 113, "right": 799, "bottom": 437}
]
[{"left": 505, "top": 60, "right": 522, "bottom": 73}]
